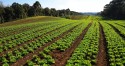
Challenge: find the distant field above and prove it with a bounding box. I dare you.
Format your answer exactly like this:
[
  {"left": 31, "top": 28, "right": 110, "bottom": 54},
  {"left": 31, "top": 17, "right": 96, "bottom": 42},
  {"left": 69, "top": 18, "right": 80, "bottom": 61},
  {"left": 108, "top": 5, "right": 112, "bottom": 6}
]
[
  {"left": 0, "top": 16, "right": 64, "bottom": 27},
  {"left": 0, "top": 16, "right": 125, "bottom": 66}
]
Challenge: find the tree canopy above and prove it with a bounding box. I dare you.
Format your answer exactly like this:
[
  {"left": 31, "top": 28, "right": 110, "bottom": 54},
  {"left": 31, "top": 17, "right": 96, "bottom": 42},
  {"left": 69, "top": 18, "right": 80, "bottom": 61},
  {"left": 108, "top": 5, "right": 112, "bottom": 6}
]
[
  {"left": 101, "top": 0, "right": 125, "bottom": 20},
  {"left": 0, "top": 1, "right": 81, "bottom": 23}
]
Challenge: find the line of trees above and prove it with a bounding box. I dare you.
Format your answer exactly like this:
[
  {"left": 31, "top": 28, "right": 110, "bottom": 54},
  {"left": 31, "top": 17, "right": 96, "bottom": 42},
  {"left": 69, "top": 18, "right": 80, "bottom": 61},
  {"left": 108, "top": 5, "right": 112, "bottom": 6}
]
[
  {"left": 0, "top": 1, "right": 81, "bottom": 23},
  {"left": 101, "top": 0, "right": 125, "bottom": 20}
]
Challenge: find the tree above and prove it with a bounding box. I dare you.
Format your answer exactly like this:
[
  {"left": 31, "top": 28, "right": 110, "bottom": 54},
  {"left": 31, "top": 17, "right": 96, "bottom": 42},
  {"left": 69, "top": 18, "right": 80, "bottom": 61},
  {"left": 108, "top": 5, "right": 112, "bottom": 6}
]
[
  {"left": 0, "top": 1, "right": 5, "bottom": 23},
  {"left": 23, "top": 3, "right": 30, "bottom": 17},
  {"left": 33, "top": 1, "right": 41, "bottom": 8},
  {"left": 101, "top": 0, "right": 125, "bottom": 19},
  {"left": 11, "top": 2, "right": 26, "bottom": 19},
  {"left": 32, "top": 1, "right": 43, "bottom": 16},
  {"left": 58, "top": 9, "right": 66, "bottom": 17},
  {"left": 28, "top": 6, "right": 35, "bottom": 16},
  {"left": 3, "top": 7, "right": 14, "bottom": 22},
  {"left": 43, "top": 7, "right": 51, "bottom": 16},
  {"left": 50, "top": 8, "right": 56, "bottom": 16},
  {"left": 0, "top": 1, "right": 82, "bottom": 23},
  {"left": 66, "top": 8, "right": 70, "bottom": 16}
]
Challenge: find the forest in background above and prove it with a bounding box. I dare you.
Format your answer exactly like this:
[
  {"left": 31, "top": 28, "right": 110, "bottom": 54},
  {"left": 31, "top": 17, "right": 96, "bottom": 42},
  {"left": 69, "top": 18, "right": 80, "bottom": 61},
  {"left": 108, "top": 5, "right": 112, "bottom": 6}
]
[
  {"left": 101, "top": 0, "right": 125, "bottom": 20},
  {"left": 0, "top": 1, "right": 81, "bottom": 23},
  {"left": 0, "top": 0, "right": 125, "bottom": 24}
]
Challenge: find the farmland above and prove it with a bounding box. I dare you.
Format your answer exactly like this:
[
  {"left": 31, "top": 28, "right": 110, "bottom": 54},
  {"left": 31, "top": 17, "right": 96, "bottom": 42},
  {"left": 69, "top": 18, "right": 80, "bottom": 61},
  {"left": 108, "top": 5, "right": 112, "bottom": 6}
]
[{"left": 0, "top": 16, "right": 125, "bottom": 66}]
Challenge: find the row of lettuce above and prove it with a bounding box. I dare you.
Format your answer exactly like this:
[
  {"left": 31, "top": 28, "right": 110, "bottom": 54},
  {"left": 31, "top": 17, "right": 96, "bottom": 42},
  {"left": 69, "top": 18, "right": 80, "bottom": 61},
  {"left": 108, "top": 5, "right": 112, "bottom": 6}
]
[
  {"left": 0, "top": 20, "right": 125, "bottom": 66},
  {"left": 108, "top": 22, "right": 125, "bottom": 37},
  {"left": 0, "top": 19, "right": 70, "bottom": 38},
  {"left": 101, "top": 22, "right": 125, "bottom": 66},
  {"left": 66, "top": 22, "right": 99, "bottom": 66},
  {"left": 25, "top": 20, "right": 90, "bottom": 66},
  {"left": 66, "top": 21, "right": 125, "bottom": 66},
  {"left": 0, "top": 21, "right": 72, "bottom": 52},
  {"left": 0, "top": 20, "right": 82, "bottom": 66},
  {"left": 0, "top": 22, "right": 54, "bottom": 38}
]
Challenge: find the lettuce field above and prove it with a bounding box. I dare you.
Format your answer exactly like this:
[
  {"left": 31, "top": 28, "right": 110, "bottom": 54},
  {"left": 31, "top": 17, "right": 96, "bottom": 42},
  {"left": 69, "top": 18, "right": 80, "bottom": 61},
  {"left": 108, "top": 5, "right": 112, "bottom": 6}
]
[{"left": 0, "top": 17, "right": 125, "bottom": 66}]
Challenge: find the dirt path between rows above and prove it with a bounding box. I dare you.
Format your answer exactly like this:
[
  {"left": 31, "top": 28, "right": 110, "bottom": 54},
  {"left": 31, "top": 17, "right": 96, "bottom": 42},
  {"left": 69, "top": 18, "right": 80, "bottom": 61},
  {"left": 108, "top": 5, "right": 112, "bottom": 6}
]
[
  {"left": 0, "top": 23, "right": 73, "bottom": 57},
  {"left": 10, "top": 23, "right": 80, "bottom": 66},
  {"left": 107, "top": 23, "right": 125, "bottom": 40},
  {"left": 96, "top": 22, "right": 109, "bottom": 66},
  {"left": 50, "top": 22, "right": 92, "bottom": 66}
]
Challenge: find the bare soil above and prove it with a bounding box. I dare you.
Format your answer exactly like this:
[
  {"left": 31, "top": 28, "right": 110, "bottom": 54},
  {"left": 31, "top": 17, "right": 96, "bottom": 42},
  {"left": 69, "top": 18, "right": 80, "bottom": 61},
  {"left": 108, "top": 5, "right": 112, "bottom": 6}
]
[{"left": 96, "top": 23, "right": 109, "bottom": 66}]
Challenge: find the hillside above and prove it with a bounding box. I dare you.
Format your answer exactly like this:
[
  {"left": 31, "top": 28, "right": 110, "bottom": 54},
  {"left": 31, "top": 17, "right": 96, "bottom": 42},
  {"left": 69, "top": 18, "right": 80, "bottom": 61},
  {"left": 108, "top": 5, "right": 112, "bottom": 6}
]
[
  {"left": 0, "top": 16, "right": 65, "bottom": 27},
  {"left": 0, "top": 0, "right": 125, "bottom": 65},
  {"left": 0, "top": 16, "right": 125, "bottom": 66}
]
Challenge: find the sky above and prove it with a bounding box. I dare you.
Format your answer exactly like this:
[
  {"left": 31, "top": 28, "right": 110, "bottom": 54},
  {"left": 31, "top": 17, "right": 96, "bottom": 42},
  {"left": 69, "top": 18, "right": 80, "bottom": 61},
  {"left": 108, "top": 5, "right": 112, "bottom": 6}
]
[{"left": 0, "top": 0, "right": 112, "bottom": 12}]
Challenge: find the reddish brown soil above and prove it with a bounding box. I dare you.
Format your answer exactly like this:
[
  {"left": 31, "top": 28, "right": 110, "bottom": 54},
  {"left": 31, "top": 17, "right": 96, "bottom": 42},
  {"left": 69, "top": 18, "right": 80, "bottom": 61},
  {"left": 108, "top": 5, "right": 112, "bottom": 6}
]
[
  {"left": 107, "top": 23, "right": 125, "bottom": 40},
  {"left": 50, "top": 23, "right": 92, "bottom": 66},
  {"left": 0, "top": 23, "right": 75, "bottom": 57},
  {"left": 10, "top": 23, "right": 80, "bottom": 66},
  {"left": 97, "top": 23, "right": 109, "bottom": 66}
]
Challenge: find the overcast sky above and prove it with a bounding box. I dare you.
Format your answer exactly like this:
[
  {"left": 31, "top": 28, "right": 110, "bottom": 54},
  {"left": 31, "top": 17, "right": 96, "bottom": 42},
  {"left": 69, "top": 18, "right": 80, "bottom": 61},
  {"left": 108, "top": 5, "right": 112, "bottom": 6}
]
[{"left": 1, "top": 0, "right": 112, "bottom": 12}]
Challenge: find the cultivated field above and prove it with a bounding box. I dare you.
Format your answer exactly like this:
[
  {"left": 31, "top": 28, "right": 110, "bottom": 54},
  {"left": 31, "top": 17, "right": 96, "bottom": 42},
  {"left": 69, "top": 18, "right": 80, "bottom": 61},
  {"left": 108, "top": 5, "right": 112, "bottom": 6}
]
[{"left": 0, "top": 16, "right": 125, "bottom": 66}]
